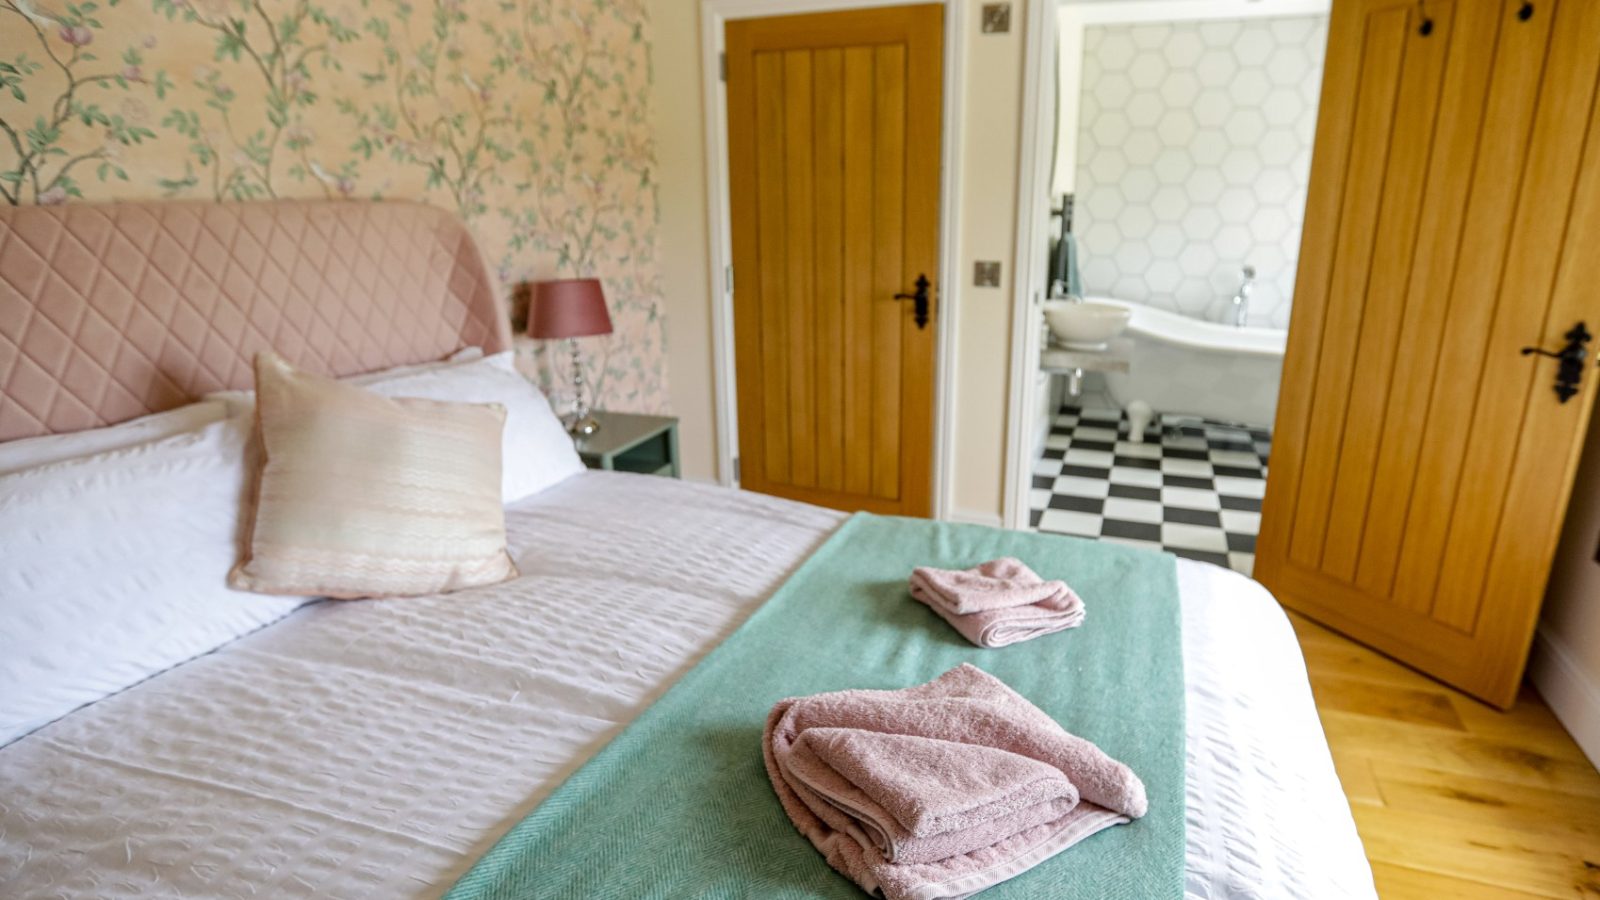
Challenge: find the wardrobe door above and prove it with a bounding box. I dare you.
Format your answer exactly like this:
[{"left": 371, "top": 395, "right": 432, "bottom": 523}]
[{"left": 1257, "top": 0, "right": 1600, "bottom": 707}]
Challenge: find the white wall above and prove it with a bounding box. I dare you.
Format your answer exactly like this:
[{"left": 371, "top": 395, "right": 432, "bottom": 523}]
[
  {"left": 648, "top": 0, "right": 1028, "bottom": 522},
  {"left": 951, "top": 2, "right": 1028, "bottom": 524},
  {"left": 650, "top": 2, "right": 720, "bottom": 483},
  {"left": 1533, "top": 401, "right": 1600, "bottom": 770},
  {"left": 1071, "top": 15, "right": 1326, "bottom": 329}
]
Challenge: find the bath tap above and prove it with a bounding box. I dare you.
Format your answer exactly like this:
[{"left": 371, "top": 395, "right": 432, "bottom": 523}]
[{"left": 1231, "top": 265, "right": 1256, "bottom": 327}]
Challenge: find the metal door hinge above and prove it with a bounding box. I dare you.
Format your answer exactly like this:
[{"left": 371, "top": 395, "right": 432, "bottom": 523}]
[
  {"left": 720, "top": 52, "right": 726, "bottom": 81},
  {"left": 725, "top": 264, "right": 734, "bottom": 294},
  {"left": 732, "top": 456, "right": 741, "bottom": 480}
]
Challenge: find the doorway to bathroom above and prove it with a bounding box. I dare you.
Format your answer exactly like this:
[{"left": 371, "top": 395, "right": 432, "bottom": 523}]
[{"left": 1006, "top": 0, "right": 1330, "bottom": 576}]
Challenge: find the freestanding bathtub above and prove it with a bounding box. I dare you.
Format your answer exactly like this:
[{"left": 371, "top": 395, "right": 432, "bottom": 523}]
[{"left": 1093, "top": 297, "right": 1287, "bottom": 429}]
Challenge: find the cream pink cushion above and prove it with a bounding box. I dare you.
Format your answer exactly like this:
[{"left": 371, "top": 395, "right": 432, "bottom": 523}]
[{"left": 230, "top": 353, "right": 517, "bottom": 599}]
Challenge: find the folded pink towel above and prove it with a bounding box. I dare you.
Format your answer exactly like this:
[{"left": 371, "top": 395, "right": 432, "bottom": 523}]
[
  {"left": 764, "top": 664, "right": 1146, "bottom": 900},
  {"left": 910, "top": 557, "right": 1064, "bottom": 613},
  {"left": 909, "top": 559, "right": 1086, "bottom": 648}
]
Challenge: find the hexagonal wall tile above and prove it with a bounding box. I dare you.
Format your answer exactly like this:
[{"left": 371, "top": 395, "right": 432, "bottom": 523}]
[
  {"left": 1131, "top": 23, "right": 1173, "bottom": 49},
  {"left": 1149, "top": 223, "right": 1186, "bottom": 257},
  {"left": 1258, "top": 129, "right": 1300, "bottom": 167},
  {"left": 1165, "top": 31, "right": 1204, "bottom": 68},
  {"left": 1122, "top": 131, "right": 1161, "bottom": 167},
  {"left": 1223, "top": 108, "right": 1267, "bottom": 144},
  {"left": 1092, "top": 111, "right": 1131, "bottom": 146},
  {"left": 1151, "top": 186, "right": 1188, "bottom": 223},
  {"left": 1156, "top": 109, "right": 1197, "bottom": 146},
  {"left": 1192, "top": 89, "right": 1233, "bottom": 127},
  {"left": 1127, "top": 91, "right": 1165, "bottom": 127},
  {"left": 1232, "top": 69, "right": 1271, "bottom": 106},
  {"left": 1099, "top": 32, "right": 1136, "bottom": 69},
  {"left": 1121, "top": 168, "right": 1159, "bottom": 203},
  {"left": 1195, "top": 49, "right": 1238, "bottom": 85},
  {"left": 1147, "top": 259, "right": 1183, "bottom": 293},
  {"left": 1130, "top": 51, "right": 1169, "bottom": 89},
  {"left": 1235, "top": 27, "right": 1275, "bottom": 66},
  {"left": 1160, "top": 71, "right": 1202, "bottom": 108},
  {"left": 1072, "top": 15, "right": 1328, "bottom": 324},
  {"left": 1153, "top": 149, "right": 1195, "bottom": 185},
  {"left": 1094, "top": 73, "right": 1134, "bottom": 108}
]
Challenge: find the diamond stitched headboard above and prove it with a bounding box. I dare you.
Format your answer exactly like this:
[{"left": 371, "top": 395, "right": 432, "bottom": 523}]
[{"left": 0, "top": 200, "right": 511, "bottom": 441}]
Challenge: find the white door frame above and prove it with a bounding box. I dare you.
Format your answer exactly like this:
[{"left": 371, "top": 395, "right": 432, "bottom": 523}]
[
  {"left": 700, "top": 0, "right": 967, "bottom": 520},
  {"left": 1002, "top": 0, "right": 1331, "bottom": 530}
]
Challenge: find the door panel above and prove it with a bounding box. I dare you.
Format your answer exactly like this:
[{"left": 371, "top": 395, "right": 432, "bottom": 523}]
[
  {"left": 1358, "top": 0, "right": 1525, "bottom": 602},
  {"left": 1257, "top": 0, "right": 1600, "bottom": 707},
  {"left": 726, "top": 7, "right": 942, "bottom": 516},
  {"left": 1287, "top": 2, "right": 1411, "bottom": 573},
  {"left": 1317, "top": 1, "right": 1453, "bottom": 582}
]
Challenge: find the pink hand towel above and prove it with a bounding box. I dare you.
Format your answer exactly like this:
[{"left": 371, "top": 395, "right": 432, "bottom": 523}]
[
  {"left": 909, "top": 559, "right": 1086, "bottom": 648},
  {"left": 782, "top": 728, "right": 1081, "bottom": 864},
  {"left": 763, "top": 664, "right": 1146, "bottom": 900},
  {"left": 910, "top": 558, "right": 1065, "bottom": 613}
]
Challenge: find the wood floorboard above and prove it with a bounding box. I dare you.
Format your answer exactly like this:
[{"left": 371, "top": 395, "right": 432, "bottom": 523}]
[{"left": 1289, "top": 611, "right": 1600, "bottom": 899}]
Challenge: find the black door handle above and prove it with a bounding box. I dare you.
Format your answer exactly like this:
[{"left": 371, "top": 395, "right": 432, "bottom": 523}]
[
  {"left": 894, "top": 274, "right": 931, "bottom": 330},
  {"left": 1521, "top": 321, "right": 1592, "bottom": 403}
]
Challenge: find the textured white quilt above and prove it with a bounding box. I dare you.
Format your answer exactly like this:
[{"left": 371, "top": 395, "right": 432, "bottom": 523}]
[{"left": 0, "top": 473, "right": 1374, "bottom": 898}]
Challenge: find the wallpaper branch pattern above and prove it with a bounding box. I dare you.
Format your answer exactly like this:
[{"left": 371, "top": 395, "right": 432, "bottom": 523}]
[{"left": 0, "top": 0, "right": 667, "bottom": 413}]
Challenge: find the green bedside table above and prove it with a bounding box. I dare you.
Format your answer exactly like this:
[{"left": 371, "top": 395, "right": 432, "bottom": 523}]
[{"left": 573, "top": 411, "right": 681, "bottom": 478}]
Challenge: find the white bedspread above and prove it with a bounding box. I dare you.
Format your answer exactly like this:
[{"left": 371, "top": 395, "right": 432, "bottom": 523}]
[{"left": 0, "top": 473, "right": 1374, "bottom": 899}]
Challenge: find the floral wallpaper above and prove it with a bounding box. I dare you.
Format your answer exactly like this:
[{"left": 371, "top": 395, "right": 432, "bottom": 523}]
[{"left": 0, "top": 0, "right": 668, "bottom": 413}]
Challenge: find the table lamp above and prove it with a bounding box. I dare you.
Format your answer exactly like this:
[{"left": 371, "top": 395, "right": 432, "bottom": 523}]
[{"left": 529, "top": 278, "right": 613, "bottom": 436}]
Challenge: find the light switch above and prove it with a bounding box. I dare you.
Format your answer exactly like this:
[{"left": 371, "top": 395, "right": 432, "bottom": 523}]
[
  {"left": 981, "top": 4, "right": 1011, "bottom": 34},
  {"left": 974, "top": 261, "right": 1002, "bottom": 287}
]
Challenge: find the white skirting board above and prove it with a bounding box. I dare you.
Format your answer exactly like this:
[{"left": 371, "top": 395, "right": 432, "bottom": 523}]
[
  {"left": 949, "top": 507, "right": 1006, "bottom": 529},
  {"left": 1528, "top": 625, "right": 1600, "bottom": 771},
  {"left": 707, "top": 478, "right": 1007, "bottom": 530}
]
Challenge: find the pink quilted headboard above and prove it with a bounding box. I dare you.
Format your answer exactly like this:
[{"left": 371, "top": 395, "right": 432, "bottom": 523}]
[{"left": 0, "top": 200, "right": 511, "bottom": 440}]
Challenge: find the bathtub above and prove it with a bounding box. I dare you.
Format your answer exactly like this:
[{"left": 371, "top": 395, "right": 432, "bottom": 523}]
[{"left": 1093, "top": 297, "right": 1287, "bottom": 428}]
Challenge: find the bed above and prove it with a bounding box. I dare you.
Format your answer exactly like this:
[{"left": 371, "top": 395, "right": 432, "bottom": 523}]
[{"left": 0, "top": 200, "right": 1375, "bottom": 899}]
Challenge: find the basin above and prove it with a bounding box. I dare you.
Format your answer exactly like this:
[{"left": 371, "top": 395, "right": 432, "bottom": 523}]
[{"left": 1043, "top": 300, "right": 1132, "bottom": 350}]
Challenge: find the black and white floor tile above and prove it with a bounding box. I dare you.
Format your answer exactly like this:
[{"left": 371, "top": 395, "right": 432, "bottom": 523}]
[{"left": 1028, "top": 404, "right": 1271, "bottom": 576}]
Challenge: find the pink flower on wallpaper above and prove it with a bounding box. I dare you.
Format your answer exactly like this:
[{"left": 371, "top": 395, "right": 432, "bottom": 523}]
[
  {"left": 120, "top": 99, "right": 150, "bottom": 125},
  {"left": 57, "top": 25, "right": 92, "bottom": 46},
  {"left": 5, "top": 0, "right": 668, "bottom": 413}
]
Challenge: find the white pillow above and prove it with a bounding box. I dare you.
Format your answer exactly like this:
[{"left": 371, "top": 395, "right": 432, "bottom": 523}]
[
  {"left": 0, "top": 416, "right": 313, "bottom": 747},
  {"left": 0, "top": 400, "right": 230, "bottom": 475},
  {"left": 365, "top": 352, "right": 584, "bottom": 502},
  {"left": 206, "top": 346, "right": 486, "bottom": 416},
  {"left": 0, "top": 352, "right": 486, "bottom": 476},
  {"left": 343, "top": 345, "right": 485, "bottom": 385}
]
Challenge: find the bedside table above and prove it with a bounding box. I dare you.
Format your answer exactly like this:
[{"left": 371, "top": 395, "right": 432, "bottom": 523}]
[{"left": 573, "top": 410, "right": 681, "bottom": 478}]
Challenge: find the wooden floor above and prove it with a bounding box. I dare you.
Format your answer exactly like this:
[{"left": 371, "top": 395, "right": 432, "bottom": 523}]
[{"left": 1289, "top": 612, "right": 1600, "bottom": 898}]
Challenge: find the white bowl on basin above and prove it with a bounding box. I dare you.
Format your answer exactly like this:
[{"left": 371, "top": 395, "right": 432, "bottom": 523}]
[{"left": 1043, "top": 300, "right": 1132, "bottom": 350}]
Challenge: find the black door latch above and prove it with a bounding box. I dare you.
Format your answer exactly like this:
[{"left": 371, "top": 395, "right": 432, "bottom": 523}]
[
  {"left": 1521, "top": 321, "right": 1592, "bottom": 403},
  {"left": 894, "top": 274, "right": 931, "bottom": 330}
]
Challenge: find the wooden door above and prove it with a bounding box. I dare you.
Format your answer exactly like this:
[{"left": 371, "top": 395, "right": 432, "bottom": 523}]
[
  {"left": 1257, "top": 0, "right": 1600, "bottom": 708},
  {"left": 725, "top": 6, "right": 942, "bottom": 516}
]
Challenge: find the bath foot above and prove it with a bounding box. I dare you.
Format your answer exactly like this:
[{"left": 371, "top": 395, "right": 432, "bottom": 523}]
[{"left": 1126, "top": 400, "right": 1154, "bottom": 445}]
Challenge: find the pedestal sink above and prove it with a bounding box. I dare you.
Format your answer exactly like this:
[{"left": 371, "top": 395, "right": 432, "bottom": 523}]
[{"left": 1043, "top": 300, "right": 1132, "bottom": 350}]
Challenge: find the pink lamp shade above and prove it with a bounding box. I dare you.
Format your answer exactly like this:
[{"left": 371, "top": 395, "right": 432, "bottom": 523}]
[{"left": 528, "top": 278, "right": 613, "bottom": 339}]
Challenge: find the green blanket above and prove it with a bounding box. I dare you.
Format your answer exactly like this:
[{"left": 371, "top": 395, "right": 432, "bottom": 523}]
[{"left": 446, "top": 513, "right": 1185, "bottom": 899}]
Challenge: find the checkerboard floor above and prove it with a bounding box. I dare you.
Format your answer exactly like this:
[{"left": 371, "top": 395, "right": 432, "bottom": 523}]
[{"left": 1029, "top": 404, "right": 1272, "bottom": 576}]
